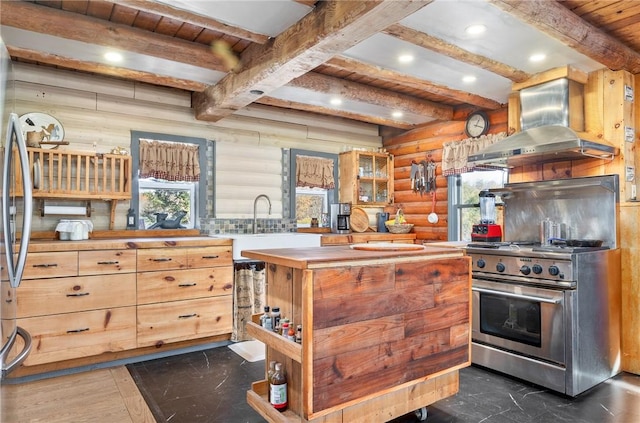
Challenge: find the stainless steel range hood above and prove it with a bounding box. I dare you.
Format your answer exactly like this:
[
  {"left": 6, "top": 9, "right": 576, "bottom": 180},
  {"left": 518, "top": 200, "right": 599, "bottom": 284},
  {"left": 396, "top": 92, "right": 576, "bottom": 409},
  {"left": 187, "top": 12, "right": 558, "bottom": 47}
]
[
  {"left": 468, "top": 78, "right": 618, "bottom": 168},
  {"left": 467, "top": 124, "right": 618, "bottom": 168}
]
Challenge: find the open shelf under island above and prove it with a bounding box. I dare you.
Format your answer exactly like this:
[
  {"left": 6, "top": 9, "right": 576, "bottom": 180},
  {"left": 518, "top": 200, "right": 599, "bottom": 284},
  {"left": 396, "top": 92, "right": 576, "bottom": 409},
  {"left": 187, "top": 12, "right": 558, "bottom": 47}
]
[{"left": 241, "top": 244, "right": 471, "bottom": 423}]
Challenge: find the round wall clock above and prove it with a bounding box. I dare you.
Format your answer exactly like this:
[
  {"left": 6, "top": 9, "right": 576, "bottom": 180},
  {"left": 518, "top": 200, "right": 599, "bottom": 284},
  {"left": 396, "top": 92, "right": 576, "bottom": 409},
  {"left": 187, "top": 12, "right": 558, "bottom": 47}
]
[{"left": 465, "top": 110, "right": 490, "bottom": 138}]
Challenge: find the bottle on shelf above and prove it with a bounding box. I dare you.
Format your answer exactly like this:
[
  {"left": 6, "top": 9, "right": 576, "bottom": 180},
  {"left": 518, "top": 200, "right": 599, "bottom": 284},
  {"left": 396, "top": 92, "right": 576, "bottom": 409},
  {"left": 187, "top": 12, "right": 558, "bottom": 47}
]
[
  {"left": 287, "top": 322, "right": 296, "bottom": 341},
  {"left": 295, "top": 325, "right": 302, "bottom": 344},
  {"left": 267, "top": 360, "right": 277, "bottom": 401},
  {"left": 260, "top": 306, "right": 273, "bottom": 331},
  {"left": 270, "top": 362, "right": 288, "bottom": 412},
  {"left": 281, "top": 320, "right": 290, "bottom": 338},
  {"left": 271, "top": 307, "right": 281, "bottom": 333}
]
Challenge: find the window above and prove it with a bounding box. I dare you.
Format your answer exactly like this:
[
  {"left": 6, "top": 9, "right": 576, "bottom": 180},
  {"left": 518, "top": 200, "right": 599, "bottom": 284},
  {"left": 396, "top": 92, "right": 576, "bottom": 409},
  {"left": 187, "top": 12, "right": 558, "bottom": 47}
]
[
  {"left": 138, "top": 179, "right": 196, "bottom": 229},
  {"left": 130, "top": 131, "right": 208, "bottom": 230},
  {"left": 448, "top": 170, "right": 508, "bottom": 241},
  {"left": 289, "top": 149, "right": 338, "bottom": 227}
]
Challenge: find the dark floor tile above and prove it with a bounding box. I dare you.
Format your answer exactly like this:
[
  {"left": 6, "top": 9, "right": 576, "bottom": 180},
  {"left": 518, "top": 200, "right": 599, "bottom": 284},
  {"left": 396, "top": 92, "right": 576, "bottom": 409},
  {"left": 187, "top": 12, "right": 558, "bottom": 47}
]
[{"left": 129, "top": 346, "right": 640, "bottom": 423}]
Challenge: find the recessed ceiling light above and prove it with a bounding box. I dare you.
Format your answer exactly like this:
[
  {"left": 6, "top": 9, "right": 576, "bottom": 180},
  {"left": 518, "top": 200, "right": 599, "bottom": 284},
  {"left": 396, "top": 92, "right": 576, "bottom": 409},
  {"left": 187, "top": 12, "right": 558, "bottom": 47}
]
[
  {"left": 465, "top": 24, "right": 487, "bottom": 35},
  {"left": 330, "top": 98, "right": 342, "bottom": 106},
  {"left": 392, "top": 111, "right": 403, "bottom": 118},
  {"left": 104, "top": 51, "right": 123, "bottom": 62},
  {"left": 462, "top": 75, "right": 477, "bottom": 83},
  {"left": 529, "top": 53, "right": 547, "bottom": 62},
  {"left": 398, "top": 54, "right": 414, "bottom": 64},
  {"left": 250, "top": 89, "right": 264, "bottom": 95}
]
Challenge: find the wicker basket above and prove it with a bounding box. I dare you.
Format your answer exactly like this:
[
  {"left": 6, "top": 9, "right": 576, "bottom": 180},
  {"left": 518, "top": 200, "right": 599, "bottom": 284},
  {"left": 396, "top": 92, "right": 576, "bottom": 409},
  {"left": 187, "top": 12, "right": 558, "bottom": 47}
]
[{"left": 385, "top": 223, "right": 414, "bottom": 234}]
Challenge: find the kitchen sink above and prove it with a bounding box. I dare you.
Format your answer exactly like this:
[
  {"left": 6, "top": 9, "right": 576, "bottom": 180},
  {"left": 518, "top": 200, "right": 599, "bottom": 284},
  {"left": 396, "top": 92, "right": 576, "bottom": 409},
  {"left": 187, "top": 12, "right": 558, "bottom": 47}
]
[{"left": 210, "top": 232, "right": 322, "bottom": 260}]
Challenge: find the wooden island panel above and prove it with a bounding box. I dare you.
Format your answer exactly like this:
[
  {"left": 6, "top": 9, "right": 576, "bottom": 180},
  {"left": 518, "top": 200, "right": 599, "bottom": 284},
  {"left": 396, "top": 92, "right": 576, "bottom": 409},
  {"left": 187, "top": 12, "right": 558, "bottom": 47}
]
[
  {"left": 310, "top": 257, "right": 470, "bottom": 412},
  {"left": 243, "top": 245, "right": 471, "bottom": 422}
]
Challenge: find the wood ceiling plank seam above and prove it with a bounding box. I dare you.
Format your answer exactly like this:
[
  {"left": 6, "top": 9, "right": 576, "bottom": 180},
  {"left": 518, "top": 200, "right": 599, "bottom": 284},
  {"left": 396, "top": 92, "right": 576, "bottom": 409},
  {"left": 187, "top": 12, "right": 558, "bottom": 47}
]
[
  {"left": 109, "top": 3, "right": 138, "bottom": 26},
  {"left": 85, "top": 0, "right": 116, "bottom": 20},
  {"left": 131, "top": 10, "right": 163, "bottom": 32},
  {"left": 60, "top": 0, "right": 89, "bottom": 14}
]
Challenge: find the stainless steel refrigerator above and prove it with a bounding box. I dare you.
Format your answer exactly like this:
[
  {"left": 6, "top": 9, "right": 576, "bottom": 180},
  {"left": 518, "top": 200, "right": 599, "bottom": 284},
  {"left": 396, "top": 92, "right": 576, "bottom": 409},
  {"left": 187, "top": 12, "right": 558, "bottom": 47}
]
[{"left": 1, "top": 37, "right": 33, "bottom": 380}]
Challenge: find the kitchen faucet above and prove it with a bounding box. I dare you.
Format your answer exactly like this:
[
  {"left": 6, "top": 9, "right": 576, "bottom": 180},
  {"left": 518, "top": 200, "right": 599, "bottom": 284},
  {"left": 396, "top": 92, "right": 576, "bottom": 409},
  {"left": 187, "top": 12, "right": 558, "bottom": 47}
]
[{"left": 253, "top": 194, "right": 271, "bottom": 234}]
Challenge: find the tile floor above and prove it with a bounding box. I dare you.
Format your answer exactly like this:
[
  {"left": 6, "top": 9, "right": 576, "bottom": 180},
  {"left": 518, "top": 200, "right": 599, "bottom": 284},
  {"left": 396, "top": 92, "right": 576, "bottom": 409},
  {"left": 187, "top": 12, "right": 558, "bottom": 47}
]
[{"left": 127, "top": 345, "right": 640, "bottom": 423}]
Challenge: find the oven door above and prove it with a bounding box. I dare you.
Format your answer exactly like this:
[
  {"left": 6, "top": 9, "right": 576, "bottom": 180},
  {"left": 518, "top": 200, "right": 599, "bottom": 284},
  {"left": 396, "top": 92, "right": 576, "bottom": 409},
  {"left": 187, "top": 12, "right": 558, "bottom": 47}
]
[{"left": 472, "top": 279, "right": 566, "bottom": 365}]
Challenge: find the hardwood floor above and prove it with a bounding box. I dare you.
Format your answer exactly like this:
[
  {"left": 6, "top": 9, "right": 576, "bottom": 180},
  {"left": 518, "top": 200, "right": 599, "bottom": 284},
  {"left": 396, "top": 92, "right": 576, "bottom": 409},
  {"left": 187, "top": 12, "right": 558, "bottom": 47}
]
[{"left": 0, "top": 367, "right": 155, "bottom": 423}]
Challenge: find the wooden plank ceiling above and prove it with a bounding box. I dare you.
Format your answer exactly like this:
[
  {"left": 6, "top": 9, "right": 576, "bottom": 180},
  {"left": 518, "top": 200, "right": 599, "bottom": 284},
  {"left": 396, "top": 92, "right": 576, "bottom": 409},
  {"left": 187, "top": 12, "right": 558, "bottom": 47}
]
[{"left": 2, "top": 0, "right": 640, "bottom": 130}]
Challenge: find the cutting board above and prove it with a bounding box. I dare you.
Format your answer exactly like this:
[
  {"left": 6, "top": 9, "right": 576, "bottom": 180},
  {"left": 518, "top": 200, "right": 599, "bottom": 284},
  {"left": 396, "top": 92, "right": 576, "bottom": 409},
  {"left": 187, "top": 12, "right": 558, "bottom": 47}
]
[
  {"left": 350, "top": 243, "right": 425, "bottom": 251},
  {"left": 350, "top": 207, "right": 370, "bottom": 232}
]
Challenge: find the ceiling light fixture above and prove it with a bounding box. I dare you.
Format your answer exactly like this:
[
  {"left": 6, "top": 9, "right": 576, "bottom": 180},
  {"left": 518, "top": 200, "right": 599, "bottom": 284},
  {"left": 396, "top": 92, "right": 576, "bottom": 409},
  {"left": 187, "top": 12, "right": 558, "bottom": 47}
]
[
  {"left": 392, "top": 111, "right": 403, "bottom": 118},
  {"left": 330, "top": 98, "right": 342, "bottom": 106},
  {"left": 250, "top": 89, "right": 264, "bottom": 95},
  {"left": 104, "top": 51, "right": 123, "bottom": 62},
  {"left": 462, "top": 75, "right": 477, "bottom": 83},
  {"left": 398, "top": 54, "right": 414, "bottom": 64},
  {"left": 529, "top": 53, "right": 547, "bottom": 63},
  {"left": 465, "top": 24, "right": 487, "bottom": 35}
]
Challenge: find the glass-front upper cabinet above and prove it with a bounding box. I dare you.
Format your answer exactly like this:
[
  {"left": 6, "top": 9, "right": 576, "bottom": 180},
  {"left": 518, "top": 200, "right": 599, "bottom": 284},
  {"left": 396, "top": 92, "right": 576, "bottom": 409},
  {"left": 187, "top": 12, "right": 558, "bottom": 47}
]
[{"left": 339, "top": 150, "right": 393, "bottom": 206}]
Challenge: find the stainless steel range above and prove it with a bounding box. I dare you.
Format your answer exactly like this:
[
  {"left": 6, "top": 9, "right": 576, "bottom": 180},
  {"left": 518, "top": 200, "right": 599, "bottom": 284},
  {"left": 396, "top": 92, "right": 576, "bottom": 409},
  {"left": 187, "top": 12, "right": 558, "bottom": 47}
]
[{"left": 467, "top": 175, "right": 621, "bottom": 397}]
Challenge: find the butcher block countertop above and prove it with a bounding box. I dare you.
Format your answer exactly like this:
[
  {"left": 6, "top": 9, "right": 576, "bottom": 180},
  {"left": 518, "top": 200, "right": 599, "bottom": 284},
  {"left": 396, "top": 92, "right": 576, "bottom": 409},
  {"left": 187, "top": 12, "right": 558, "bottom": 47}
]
[
  {"left": 24, "top": 236, "right": 231, "bottom": 253},
  {"left": 241, "top": 244, "right": 463, "bottom": 269}
]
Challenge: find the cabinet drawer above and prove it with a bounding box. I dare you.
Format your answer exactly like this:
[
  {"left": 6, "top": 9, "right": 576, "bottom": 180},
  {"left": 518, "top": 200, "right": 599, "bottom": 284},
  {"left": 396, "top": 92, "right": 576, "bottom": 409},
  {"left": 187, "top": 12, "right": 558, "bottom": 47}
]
[
  {"left": 16, "top": 273, "right": 136, "bottom": 318},
  {"left": 137, "top": 267, "right": 233, "bottom": 304},
  {"left": 18, "top": 306, "right": 137, "bottom": 366},
  {"left": 137, "top": 248, "right": 188, "bottom": 272},
  {"left": 79, "top": 250, "right": 137, "bottom": 275},
  {"left": 187, "top": 246, "right": 232, "bottom": 268},
  {"left": 137, "top": 296, "right": 233, "bottom": 347},
  {"left": 22, "top": 251, "right": 78, "bottom": 279}
]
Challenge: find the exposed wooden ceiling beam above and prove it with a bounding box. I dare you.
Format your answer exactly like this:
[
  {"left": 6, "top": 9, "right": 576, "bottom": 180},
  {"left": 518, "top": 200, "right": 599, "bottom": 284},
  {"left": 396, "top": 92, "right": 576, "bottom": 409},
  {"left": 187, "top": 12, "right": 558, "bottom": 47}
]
[
  {"left": 489, "top": 0, "right": 640, "bottom": 74},
  {"left": 383, "top": 24, "right": 531, "bottom": 83},
  {"left": 7, "top": 46, "right": 208, "bottom": 92},
  {"left": 0, "top": 1, "right": 227, "bottom": 73},
  {"left": 324, "top": 56, "right": 503, "bottom": 110},
  {"left": 257, "top": 97, "right": 419, "bottom": 130},
  {"left": 102, "top": 0, "right": 270, "bottom": 44},
  {"left": 192, "top": 0, "right": 434, "bottom": 122},
  {"left": 288, "top": 71, "right": 453, "bottom": 122}
]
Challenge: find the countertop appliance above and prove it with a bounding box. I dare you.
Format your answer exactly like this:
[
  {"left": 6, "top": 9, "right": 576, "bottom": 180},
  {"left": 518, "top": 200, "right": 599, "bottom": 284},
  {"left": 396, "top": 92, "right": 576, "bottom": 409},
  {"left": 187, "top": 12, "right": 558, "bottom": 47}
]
[
  {"left": 471, "top": 190, "right": 501, "bottom": 242},
  {"left": 467, "top": 175, "right": 621, "bottom": 397},
  {"left": 330, "top": 202, "right": 351, "bottom": 234}
]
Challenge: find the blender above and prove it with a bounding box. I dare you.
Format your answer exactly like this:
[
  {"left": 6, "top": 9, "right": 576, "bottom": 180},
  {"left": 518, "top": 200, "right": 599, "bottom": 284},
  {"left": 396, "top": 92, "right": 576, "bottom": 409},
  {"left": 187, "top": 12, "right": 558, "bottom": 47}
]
[{"left": 471, "top": 190, "right": 502, "bottom": 242}]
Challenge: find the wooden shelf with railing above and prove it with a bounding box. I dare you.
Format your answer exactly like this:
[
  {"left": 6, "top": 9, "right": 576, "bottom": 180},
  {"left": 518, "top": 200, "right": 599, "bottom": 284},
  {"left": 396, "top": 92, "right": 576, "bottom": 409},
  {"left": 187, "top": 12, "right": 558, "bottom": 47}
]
[{"left": 14, "top": 147, "right": 131, "bottom": 229}]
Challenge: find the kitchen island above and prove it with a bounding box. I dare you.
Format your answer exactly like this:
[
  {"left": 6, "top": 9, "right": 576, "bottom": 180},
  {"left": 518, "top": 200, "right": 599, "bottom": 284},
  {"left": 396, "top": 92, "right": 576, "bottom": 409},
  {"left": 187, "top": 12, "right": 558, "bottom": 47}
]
[{"left": 243, "top": 244, "right": 471, "bottom": 422}]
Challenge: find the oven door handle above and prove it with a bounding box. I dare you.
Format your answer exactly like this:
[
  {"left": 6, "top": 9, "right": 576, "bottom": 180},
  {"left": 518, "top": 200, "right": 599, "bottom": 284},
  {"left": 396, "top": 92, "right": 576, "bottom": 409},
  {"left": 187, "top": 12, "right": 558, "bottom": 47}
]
[{"left": 472, "top": 287, "right": 561, "bottom": 304}]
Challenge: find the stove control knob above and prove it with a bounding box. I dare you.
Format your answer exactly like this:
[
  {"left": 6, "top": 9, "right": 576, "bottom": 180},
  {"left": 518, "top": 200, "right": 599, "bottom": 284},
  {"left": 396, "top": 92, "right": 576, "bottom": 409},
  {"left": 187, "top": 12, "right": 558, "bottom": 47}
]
[
  {"left": 476, "top": 259, "right": 486, "bottom": 269},
  {"left": 496, "top": 262, "right": 506, "bottom": 272},
  {"left": 532, "top": 264, "right": 543, "bottom": 274},
  {"left": 548, "top": 265, "right": 560, "bottom": 276},
  {"left": 520, "top": 265, "right": 531, "bottom": 275}
]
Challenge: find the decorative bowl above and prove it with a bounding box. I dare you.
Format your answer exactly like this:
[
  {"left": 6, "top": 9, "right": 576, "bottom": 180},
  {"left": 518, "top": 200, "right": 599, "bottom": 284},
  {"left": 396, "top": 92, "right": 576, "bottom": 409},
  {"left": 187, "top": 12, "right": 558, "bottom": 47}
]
[{"left": 385, "top": 223, "right": 414, "bottom": 234}]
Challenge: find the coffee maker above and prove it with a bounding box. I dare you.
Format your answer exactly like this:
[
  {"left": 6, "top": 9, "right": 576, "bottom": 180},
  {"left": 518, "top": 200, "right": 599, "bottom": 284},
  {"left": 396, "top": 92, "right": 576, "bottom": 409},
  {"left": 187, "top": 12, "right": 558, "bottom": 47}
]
[
  {"left": 471, "top": 190, "right": 502, "bottom": 242},
  {"left": 330, "top": 203, "right": 351, "bottom": 234}
]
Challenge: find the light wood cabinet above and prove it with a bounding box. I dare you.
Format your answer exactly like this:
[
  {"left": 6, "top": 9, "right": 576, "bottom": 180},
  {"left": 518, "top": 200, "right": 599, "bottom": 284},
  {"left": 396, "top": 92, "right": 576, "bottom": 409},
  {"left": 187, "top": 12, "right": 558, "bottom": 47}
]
[
  {"left": 339, "top": 150, "right": 393, "bottom": 206},
  {"left": 10, "top": 237, "right": 233, "bottom": 373},
  {"left": 135, "top": 244, "right": 233, "bottom": 347}
]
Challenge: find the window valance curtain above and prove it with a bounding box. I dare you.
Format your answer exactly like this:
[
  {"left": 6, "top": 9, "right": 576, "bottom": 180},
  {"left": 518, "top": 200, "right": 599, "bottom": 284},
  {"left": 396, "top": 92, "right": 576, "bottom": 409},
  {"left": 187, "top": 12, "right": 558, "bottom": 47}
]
[
  {"left": 442, "top": 132, "right": 507, "bottom": 175},
  {"left": 296, "top": 155, "right": 335, "bottom": 189},
  {"left": 139, "top": 139, "right": 200, "bottom": 181}
]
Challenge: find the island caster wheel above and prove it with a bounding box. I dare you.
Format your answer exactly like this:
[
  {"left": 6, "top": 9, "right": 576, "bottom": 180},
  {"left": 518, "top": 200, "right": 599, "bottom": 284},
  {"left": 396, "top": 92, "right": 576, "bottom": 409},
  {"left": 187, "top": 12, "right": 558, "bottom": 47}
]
[{"left": 414, "top": 406, "right": 428, "bottom": 421}]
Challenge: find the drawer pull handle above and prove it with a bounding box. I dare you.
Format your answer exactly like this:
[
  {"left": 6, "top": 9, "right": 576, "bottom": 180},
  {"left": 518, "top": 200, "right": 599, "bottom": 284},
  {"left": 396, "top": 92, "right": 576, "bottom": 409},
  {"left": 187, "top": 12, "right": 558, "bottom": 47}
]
[
  {"left": 152, "top": 258, "right": 172, "bottom": 262},
  {"left": 178, "top": 313, "right": 197, "bottom": 319},
  {"left": 66, "top": 292, "right": 90, "bottom": 297},
  {"left": 67, "top": 328, "right": 89, "bottom": 333},
  {"left": 178, "top": 283, "right": 197, "bottom": 287},
  {"left": 202, "top": 255, "right": 219, "bottom": 259},
  {"left": 97, "top": 260, "right": 119, "bottom": 265},
  {"left": 33, "top": 263, "right": 58, "bottom": 268}
]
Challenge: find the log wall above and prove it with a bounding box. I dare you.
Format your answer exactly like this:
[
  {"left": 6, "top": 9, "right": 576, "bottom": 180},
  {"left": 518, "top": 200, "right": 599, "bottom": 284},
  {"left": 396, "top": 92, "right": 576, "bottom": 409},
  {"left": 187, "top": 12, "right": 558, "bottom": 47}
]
[{"left": 383, "top": 108, "right": 508, "bottom": 242}]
